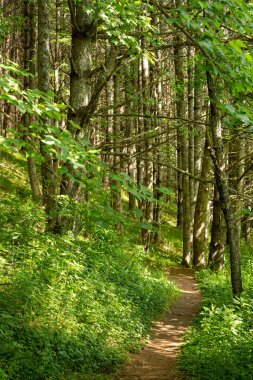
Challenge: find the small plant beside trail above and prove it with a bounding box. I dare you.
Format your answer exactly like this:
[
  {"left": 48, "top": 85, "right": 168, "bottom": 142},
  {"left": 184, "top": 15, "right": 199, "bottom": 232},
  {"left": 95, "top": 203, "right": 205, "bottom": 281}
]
[{"left": 180, "top": 242, "right": 253, "bottom": 380}]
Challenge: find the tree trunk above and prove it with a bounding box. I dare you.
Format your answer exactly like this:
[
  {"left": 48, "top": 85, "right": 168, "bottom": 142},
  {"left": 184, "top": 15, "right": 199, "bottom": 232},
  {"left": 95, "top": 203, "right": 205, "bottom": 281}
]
[
  {"left": 23, "top": 0, "right": 41, "bottom": 202},
  {"left": 209, "top": 185, "right": 226, "bottom": 270},
  {"left": 207, "top": 71, "right": 242, "bottom": 296},
  {"left": 61, "top": 1, "right": 120, "bottom": 198},
  {"left": 152, "top": 51, "right": 163, "bottom": 243},
  {"left": 67, "top": 1, "right": 94, "bottom": 137},
  {"left": 140, "top": 52, "right": 153, "bottom": 251},
  {"left": 38, "top": 0, "right": 59, "bottom": 232},
  {"left": 193, "top": 133, "right": 212, "bottom": 268},
  {"left": 241, "top": 140, "right": 252, "bottom": 244},
  {"left": 174, "top": 28, "right": 191, "bottom": 267},
  {"left": 125, "top": 62, "right": 137, "bottom": 212},
  {"left": 187, "top": 45, "right": 195, "bottom": 252},
  {"left": 111, "top": 74, "right": 123, "bottom": 233}
]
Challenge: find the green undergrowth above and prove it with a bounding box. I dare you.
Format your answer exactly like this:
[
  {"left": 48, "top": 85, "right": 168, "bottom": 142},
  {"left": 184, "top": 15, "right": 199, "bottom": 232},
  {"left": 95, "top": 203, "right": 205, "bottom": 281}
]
[
  {"left": 145, "top": 223, "right": 183, "bottom": 270},
  {"left": 180, "top": 242, "right": 253, "bottom": 379},
  {"left": 0, "top": 152, "right": 179, "bottom": 380},
  {"left": 0, "top": 150, "right": 30, "bottom": 198}
]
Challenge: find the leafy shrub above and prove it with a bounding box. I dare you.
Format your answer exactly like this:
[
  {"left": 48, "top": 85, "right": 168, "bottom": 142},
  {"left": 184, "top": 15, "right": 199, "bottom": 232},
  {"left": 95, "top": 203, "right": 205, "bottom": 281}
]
[
  {"left": 0, "top": 197, "right": 178, "bottom": 379},
  {"left": 180, "top": 242, "right": 253, "bottom": 379}
]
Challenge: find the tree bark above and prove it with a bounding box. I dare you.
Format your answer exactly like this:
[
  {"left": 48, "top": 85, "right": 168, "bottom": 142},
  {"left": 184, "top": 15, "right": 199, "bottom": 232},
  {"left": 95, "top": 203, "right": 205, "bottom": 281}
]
[
  {"left": 187, "top": 45, "right": 195, "bottom": 252},
  {"left": 207, "top": 71, "right": 242, "bottom": 296},
  {"left": 174, "top": 27, "right": 191, "bottom": 267},
  {"left": 38, "top": 0, "right": 59, "bottom": 232},
  {"left": 209, "top": 185, "right": 226, "bottom": 270},
  {"left": 125, "top": 62, "right": 137, "bottom": 212},
  {"left": 23, "top": 0, "right": 41, "bottom": 202},
  {"left": 111, "top": 74, "right": 124, "bottom": 233},
  {"left": 193, "top": 133, "right": 212, "bottom": 268},
  {"left": 141, "top": 52, "right": 153, "bottom": 251},
  {"left": 61, "top": 1, "right": 120, "bottom": 198}
]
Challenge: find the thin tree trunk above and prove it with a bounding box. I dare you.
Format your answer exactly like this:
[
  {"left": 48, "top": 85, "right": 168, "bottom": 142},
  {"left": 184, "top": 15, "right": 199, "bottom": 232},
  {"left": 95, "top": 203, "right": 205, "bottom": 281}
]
[
  {"left": 234, "top": 136, "right": 244, "bottom": 238},
  {"left": 126, "top": 62, "right": 137, "bottom": 211},
  {"left": 153, "top": 50, "right": 163, "bottom": 243},
  {"left": 194, "top": 64, "right": 204, "bottom": 205},
  {"left": 209, "top": 185, "right": 226, "bottom": 270},
  {"left": 153, "top": 162, "right": 161, "bottom": 243},
  {"left": 141, "top": 51, "right": 153, "bottom": 251},
  {"left": 111, "top": 74, "right": 123, "bottom": 233},
  {"left": 38, "top": 0, "right": 59, "bottom": 232},
  {"left": 193, "top": 133, "right": 212, "bottom": 268},
  {"left": 241, "top": 140, "right": 252, "bottom": 244},
  {"left": 23, "top": 0, "right": 41, "bottom": 202},
  {"left": 174, "top": 26, "right": 191, "bottom": 267}
]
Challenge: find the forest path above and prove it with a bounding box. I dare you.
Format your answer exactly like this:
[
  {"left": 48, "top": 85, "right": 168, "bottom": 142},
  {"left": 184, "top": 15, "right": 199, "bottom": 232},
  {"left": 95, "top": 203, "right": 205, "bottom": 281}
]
[{"left": 115, "top": 267, "right": 201, "bottom": 380}]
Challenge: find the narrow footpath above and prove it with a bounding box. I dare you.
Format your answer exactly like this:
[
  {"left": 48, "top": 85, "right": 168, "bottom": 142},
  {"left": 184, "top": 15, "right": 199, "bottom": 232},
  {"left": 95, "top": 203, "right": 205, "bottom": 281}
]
[{"left": 116, "top": 267, "right": 201, "bottom": 380}]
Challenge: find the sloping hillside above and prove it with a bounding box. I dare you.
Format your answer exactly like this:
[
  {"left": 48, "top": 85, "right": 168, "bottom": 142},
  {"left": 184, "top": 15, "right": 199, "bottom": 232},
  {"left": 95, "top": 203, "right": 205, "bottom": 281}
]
[{"left": 0, "top": 149, "right": 179, "bottom": 380}]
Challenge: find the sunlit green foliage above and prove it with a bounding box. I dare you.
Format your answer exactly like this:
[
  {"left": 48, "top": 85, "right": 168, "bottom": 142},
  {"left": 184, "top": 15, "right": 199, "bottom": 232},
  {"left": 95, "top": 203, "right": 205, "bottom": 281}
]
[
  {"left": 145, "top": 224, "right": 183, "bottom": 270},
  {"left": 155, "top": 0, "right": 253, "bottom": 132},
  {"left": 0, "top": 63, "right": 164, "bottom": 222},
  {"left": 180, "top": 242, "right": 253, "bottom": 379},
  {"left": 91, "top": 0, "right": 157, "bottom": 55},
  {"left": 0, "top": 154, "right": 178, "bottom": 380}
]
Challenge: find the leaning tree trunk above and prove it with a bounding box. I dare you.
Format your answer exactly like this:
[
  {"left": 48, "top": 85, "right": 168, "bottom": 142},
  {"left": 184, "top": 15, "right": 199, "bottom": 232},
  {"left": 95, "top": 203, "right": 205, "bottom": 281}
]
[{"left": 207, "top": 71, "right": 242, "bottom": 296}]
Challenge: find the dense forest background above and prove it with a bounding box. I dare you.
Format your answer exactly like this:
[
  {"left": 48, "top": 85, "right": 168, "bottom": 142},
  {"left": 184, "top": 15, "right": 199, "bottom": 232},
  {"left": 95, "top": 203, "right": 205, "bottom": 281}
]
[{"left": 1, "top": 1, "right": 253, "bottom": 379}]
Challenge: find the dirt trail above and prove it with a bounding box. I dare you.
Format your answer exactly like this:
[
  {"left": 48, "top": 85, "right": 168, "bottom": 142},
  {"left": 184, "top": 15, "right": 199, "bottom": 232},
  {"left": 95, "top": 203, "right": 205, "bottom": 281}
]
[{"left": 116, "top": 267, "right": 201, "bottom": 380}]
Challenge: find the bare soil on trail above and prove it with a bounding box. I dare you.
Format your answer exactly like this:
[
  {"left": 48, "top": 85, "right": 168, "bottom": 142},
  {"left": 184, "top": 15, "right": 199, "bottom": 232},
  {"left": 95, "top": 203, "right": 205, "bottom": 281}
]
[{"left": 115, "top": 267, "right": 201, "bottom": 380}]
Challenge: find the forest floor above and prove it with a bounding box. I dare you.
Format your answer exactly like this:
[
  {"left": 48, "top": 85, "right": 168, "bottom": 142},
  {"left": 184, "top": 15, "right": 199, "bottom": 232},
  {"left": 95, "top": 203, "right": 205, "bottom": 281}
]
[{"left": 115, "top": 267, "right": 201, "bottom": 380}]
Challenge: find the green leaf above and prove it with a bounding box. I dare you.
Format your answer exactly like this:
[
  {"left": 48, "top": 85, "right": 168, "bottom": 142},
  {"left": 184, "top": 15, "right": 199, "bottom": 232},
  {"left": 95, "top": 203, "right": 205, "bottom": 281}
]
[{"left": 128, "top": 188, "right": 143, "bottom": 201}]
